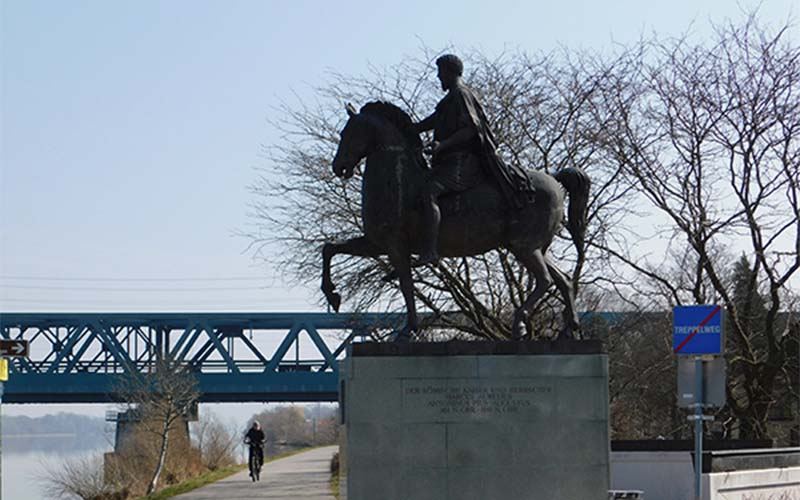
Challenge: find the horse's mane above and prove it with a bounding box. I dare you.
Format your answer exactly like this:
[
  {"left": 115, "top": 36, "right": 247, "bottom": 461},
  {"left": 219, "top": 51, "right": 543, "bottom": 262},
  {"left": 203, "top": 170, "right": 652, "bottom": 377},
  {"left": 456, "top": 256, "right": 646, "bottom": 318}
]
[{"left": 359, "top": 101, "right": 423, "bottom": 150}]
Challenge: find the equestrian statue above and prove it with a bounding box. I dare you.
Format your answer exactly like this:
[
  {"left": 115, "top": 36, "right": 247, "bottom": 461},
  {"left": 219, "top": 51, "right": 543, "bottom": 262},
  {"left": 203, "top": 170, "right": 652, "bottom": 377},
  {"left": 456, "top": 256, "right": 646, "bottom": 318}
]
[{"left": 321, "top": 54, "right": 590, "bottom": 341}]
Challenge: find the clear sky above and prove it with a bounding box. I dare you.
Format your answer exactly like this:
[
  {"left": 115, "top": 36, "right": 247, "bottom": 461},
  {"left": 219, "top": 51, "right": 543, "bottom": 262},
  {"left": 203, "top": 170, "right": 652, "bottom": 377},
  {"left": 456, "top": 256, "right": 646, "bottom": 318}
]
[{"left": 0, "top": 0, "right": 796, "bottom": 418}]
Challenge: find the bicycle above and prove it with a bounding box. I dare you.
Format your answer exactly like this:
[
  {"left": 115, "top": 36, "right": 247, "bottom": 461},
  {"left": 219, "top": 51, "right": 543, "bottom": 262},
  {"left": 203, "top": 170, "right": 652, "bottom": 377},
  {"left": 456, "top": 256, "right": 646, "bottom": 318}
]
[{"left": 245, "top": 439, "right": 264, "bottom": 482}]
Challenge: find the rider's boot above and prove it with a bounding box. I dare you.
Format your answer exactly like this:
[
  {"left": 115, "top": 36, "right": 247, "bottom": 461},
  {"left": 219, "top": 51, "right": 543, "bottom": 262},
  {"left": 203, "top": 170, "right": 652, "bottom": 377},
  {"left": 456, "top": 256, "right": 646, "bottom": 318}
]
[{"left": 418, "top": 193, "right": 441, "bottom": 265}]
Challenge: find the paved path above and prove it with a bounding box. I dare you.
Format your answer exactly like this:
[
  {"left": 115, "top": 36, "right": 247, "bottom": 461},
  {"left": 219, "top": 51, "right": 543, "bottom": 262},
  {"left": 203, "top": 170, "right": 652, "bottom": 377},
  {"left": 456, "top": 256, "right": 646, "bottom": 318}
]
[{"left": 173, "top": 446, "right": 338, "bottom": 500}]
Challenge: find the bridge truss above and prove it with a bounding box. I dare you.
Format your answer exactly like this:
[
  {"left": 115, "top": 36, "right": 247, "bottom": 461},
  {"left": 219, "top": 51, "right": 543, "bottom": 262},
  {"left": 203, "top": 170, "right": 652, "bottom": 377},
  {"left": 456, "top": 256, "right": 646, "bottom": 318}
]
[{"left": 0, "top": 312, "right": 407, "bottom": 403}]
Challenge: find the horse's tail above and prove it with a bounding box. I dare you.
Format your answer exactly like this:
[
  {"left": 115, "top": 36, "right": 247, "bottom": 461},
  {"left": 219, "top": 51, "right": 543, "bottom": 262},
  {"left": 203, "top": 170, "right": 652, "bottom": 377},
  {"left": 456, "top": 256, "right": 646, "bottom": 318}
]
[{"left": 553, "top": 167, "right": 590, "bottom": 260}]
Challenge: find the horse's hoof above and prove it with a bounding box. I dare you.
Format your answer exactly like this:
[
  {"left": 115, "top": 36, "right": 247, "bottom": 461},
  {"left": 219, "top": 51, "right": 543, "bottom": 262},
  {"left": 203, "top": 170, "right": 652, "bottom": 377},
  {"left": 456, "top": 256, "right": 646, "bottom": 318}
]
[
  {"left": 510, "top": 314, "right": 528, "bottom": 340},
  {"left": 391, "top": 330, "right": 412, "bottom": 343},
  {"left": 415, "top": 253, "right": 440, "bottom": 267},
  {"left": 556, "top": 326, "right": 576, "bottom": 341},
  {"left": 562, "top": 312, "right": 580, "bottom": 332},
  {"left": 392, "top": 325, "right": 416, "bottom": 343},
  {"left": 326, "top": 292, "right": 341, "bottom": 313}
]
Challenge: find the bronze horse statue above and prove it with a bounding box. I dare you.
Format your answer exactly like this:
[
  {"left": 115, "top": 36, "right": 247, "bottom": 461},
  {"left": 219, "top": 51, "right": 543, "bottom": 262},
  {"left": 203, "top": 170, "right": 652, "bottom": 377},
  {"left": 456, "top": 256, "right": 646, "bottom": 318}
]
[{"left": 322, "top": 101, "right": 590, "bottom": 341}]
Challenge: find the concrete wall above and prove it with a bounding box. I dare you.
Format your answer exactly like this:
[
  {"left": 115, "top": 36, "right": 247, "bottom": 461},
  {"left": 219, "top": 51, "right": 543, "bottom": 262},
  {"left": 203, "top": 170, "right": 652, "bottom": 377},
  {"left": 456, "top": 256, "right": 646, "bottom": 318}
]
[
  {"left": 612, "top": 452, "right": 800, "bottom": 499},
  {"left": 342, "top": 351, "right": 610, "bottom": 500},
  {"left": 705, "top": 466, "right": 800, "bottom": 499},
  {"left": 611, "top": 451, "right": 693, "bottom": 500}
]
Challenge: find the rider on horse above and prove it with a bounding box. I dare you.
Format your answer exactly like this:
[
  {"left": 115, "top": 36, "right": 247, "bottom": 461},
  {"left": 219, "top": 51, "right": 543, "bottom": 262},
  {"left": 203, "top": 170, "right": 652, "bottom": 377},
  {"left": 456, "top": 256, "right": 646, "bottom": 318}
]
[{"left": 415, "top": 54, "right": 534, "bottom": 265}]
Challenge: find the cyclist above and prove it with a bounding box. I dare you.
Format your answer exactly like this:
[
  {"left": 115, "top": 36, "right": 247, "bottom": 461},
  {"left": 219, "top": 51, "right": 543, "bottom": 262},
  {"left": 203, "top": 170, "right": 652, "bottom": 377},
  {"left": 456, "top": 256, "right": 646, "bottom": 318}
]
[{"left": 244, "top": 421, "right": 266, "bottom": 481}]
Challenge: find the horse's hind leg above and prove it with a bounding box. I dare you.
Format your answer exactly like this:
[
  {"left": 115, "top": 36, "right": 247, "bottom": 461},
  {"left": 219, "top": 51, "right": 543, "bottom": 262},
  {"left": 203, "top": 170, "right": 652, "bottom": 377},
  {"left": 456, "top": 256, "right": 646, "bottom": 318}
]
[
  {"left": 545, "top": 257, "right": 579, "bottom": 340},
  {"left": 321, "top": 236, "right": 381, "bottom": 312},
  {"left": 509, "top": 248, "right": 553, "bottom": 340}
]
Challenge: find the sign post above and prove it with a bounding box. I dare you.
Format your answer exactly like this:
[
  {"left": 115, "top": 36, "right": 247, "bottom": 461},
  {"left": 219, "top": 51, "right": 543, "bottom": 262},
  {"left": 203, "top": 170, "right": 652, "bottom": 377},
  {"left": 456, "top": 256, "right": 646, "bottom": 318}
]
[
  {"left": 677, "top": 357, "right": 726, "bottom": 408},
  {"left": 674, "top": 305, "right": 724, "bottom": 500},
  {"left": 693, "top": 357, "right": 703, "bottom": 500},
  {"left": 1, "top": 359, "right": 4, "bottom": 500},
  {"left": 0, "top": 340, "right": 27, "bottom": 500}
]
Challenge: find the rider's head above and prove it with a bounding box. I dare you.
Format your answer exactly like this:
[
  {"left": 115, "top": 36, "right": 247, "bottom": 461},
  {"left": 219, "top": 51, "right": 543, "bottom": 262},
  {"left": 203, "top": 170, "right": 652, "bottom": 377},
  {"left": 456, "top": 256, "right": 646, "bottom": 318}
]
[
  {"left": 252, "top": 421, "right": 261, "bottom": 429},
  {"left": 436, "top": 54, "right": 463, "bottom": 91}
]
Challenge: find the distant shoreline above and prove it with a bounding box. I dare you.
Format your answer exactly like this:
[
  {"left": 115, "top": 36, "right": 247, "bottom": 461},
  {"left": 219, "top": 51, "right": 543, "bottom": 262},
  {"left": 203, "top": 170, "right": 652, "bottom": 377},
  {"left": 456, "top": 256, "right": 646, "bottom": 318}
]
[{"left": 4, "top": 433, "right": 79, "bottom": 439}]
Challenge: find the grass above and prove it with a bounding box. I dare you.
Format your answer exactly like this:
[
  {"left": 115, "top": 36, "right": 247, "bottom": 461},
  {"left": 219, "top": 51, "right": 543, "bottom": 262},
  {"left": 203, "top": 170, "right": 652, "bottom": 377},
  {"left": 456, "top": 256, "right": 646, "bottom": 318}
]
[
  {"left": 328, "top": 451, "right": 340, "bottom": 500},
  {"left": 330, "top": 470, "right": 340, "bottom": 500},
  {"left": 132, "top": 464, "right": 247, "bottom": 500},
  {"left": 133, "top": 447, "right": 319, "bottom": 500}
]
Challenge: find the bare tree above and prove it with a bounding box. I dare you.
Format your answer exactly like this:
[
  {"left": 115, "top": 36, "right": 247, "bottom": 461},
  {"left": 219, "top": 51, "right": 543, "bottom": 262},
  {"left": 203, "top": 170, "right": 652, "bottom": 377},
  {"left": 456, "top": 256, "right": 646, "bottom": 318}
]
[
  {"left": 116, "top": 356, "right": 199, "bottom": 495},
  {"left": 253, "top": 406, "right": 312, "bottom": 446},
  {"left": 39, "top": 454, "right": 128, "bottom": 500},
  {"left": 599, "top": 313, "right": 682, "bottom": 439},
  {"left": 245, "top": 13, "right": 798, "bottom": 439},
  {"left": 192, "top": 411, "right": 239, "bottom": 470},
  {"left": 312, "top": 416, "right": 340, "bottom": 446},
  {"left": 604, "top": 13, "right": 800, "bottom": 439}
]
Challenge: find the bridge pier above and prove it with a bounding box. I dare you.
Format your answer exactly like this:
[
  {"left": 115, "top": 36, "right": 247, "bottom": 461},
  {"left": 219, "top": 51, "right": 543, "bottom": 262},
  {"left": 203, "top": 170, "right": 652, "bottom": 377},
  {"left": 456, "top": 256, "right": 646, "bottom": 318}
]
[
  {"left": 104, "top": 405, "right": 200, "bottom": 490},
  {"left": 107, "top": 405, "right": 198, "bottom": 454}
]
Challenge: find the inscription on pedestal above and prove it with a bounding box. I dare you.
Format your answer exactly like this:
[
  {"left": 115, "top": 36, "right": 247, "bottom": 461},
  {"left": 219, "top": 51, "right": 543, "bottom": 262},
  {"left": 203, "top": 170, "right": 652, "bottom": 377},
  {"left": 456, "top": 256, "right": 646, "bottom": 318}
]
[{"left": 402, "top": 379, "right": 555, "bottom": 421}]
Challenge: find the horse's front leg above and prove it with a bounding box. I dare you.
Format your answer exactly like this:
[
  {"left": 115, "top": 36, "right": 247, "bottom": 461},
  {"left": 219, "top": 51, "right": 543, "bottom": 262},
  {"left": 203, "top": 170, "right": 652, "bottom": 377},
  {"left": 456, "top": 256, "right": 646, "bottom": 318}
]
[{"left": 321, "top": 236, "right": 381, "bottom": 312}]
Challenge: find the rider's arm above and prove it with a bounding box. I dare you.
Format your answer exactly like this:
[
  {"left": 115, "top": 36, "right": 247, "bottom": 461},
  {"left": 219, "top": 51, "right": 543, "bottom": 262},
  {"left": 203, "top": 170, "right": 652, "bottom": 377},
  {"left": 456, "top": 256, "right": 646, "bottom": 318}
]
[
  {"left": 437, "top": 125, "right": 477, "bottom": 154},
  {"left": 415, "top": 113, "right": 436, "bottom": 133}
]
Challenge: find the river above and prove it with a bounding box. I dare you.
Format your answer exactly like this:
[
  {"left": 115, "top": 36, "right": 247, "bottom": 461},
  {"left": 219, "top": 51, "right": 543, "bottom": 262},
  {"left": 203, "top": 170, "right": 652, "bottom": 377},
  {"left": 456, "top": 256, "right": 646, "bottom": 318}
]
[{"left": 3, "top": 435, "right": 112, "bottom": 500}]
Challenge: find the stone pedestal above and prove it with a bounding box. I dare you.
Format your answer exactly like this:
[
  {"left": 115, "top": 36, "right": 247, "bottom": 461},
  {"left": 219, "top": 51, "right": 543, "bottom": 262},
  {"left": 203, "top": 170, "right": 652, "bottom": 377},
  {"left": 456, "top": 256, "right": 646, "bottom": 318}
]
[{"left": 339, "top": 341, "right": 610, "bottom": 500}]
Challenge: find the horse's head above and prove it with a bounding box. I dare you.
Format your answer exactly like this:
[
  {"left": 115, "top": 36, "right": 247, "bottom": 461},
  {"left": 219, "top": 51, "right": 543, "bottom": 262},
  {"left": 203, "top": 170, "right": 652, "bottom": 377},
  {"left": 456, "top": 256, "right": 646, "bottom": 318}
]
[
  {"left": 332, "top": 103, "right": 371, "bottom": 179},
  {"left": 332, "top": 101, "right": 422, "bottom": 179}
]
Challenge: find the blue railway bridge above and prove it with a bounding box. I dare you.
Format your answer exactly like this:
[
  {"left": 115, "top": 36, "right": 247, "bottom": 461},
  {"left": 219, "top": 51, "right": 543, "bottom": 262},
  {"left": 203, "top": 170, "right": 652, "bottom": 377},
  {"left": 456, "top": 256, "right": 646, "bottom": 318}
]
[{"left": 0, "top": 312, "right": 409, "bottom": 404}]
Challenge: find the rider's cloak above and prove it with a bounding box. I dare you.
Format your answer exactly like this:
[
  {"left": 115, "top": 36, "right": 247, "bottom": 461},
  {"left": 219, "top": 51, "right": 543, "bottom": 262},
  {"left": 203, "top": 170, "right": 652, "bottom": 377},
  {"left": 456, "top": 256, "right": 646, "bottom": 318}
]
[{"left": 434, "top": 82, "right": 534, "bottom": 207}]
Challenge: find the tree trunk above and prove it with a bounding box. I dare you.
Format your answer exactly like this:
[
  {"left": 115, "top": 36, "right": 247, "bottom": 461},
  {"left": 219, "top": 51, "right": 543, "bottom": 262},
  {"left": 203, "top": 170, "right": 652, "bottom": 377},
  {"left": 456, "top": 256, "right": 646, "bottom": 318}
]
[{"left": 146, "top": 419, "right": 170, "bottom": 495}]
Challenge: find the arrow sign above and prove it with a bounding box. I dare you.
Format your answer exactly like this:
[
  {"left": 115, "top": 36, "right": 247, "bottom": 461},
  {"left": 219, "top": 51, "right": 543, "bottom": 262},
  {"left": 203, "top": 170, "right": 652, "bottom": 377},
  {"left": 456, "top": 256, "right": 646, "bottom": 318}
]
[{"left": 0, "top": 340, "right": 29, "bottom": 357}]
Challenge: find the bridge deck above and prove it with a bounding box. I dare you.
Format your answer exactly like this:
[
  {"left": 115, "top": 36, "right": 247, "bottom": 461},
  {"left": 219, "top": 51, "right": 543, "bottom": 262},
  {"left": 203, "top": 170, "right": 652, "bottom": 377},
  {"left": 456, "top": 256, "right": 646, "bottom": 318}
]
[{"left": 0, "top": 312, "right": 412, "bottom": 403}]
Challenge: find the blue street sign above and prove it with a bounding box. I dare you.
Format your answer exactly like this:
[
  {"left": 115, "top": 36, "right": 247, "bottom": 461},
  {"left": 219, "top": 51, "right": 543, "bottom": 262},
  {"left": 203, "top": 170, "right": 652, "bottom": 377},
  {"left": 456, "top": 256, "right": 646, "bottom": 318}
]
[{"left": 673, "top": 305, "right": 723, "bottom": 355}]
